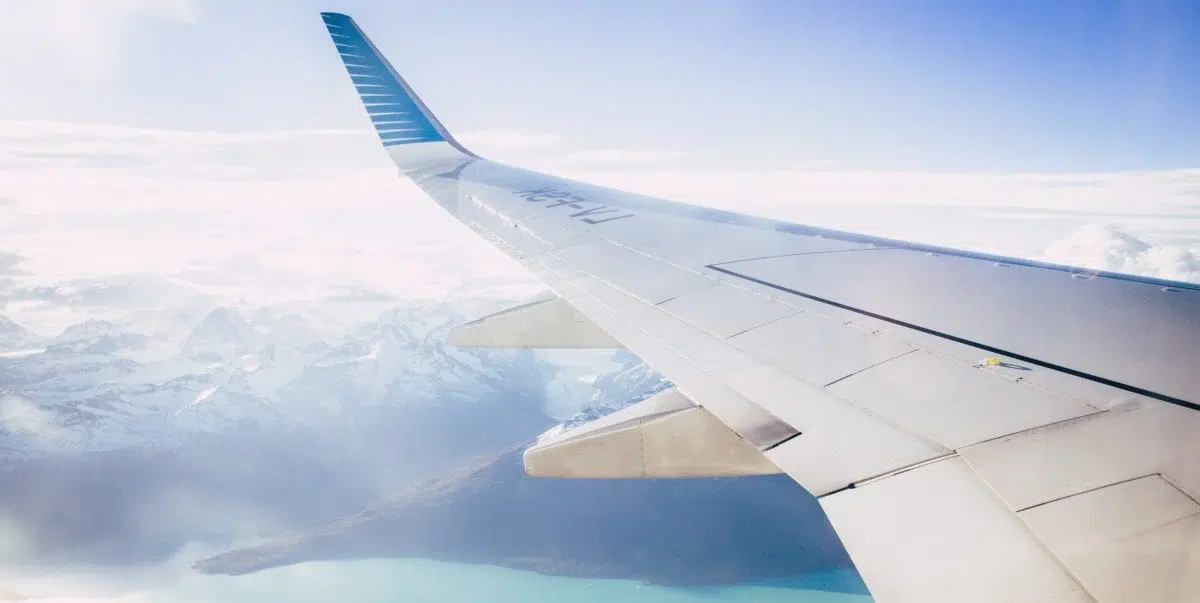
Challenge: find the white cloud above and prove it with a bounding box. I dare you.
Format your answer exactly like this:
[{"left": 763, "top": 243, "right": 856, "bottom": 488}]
[
  {"left": 1, "top": 119, "right": 1197, "bottom": 337},
  {"left": 787, "top": 159, "right": 842, "bottom": 171},
  {"left": 456, "top": 128, "right": 688, "bottom": 170},
  {"left": 0, "top": 1, "right": 201, "bottom": 84},
  {"left": 455, "top": 128, "right": 561, "bottom": 154},
  {"left": 553, "top": 149, "right": 690, "bottom": 169},
  {"left": 0, "top": 120, "right": 372, "bottom": 175},
  {"left": 559, "top": 168, "right": 1200, "bottom": 214},
  {"left": 119, "top": 0, "right": 200, "bottom": 22},
  {"left": 0, "top": 121, "right": 543, "bottom": 334},
  {"left": 8, "top": 597, "right": 149, "bottom": 603},
  {"left": 0, "top": 394, "right": 57, "bottom": 438},
  {"left": 0, "top": 393, "right": 81, "bottom": 453},
  {"left": 542, "top": 167, "right": 1200, "bottom": 262},
  {"left": 1042, "top": 224, "right": 1200, "bottom": 282},
  {"left": 0, "top": 120, "right": 358, "bottom": 144}
]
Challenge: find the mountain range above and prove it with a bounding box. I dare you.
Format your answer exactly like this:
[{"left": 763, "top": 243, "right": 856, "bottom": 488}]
[
  {"left": 194, "top": 446, "right": 854, "bottom": 587},
  {"left": 0, "top": 297, "right": 855, "bottom": 587}
]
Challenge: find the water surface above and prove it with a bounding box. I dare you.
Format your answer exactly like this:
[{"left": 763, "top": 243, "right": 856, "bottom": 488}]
[{"left": 12, "top": 557, "right": 872, "bottom": 602}]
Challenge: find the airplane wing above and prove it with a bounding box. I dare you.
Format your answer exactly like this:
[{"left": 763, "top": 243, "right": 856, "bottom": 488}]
[{"left": 319, "top": 12, "right": 1200, "bottom": 603}]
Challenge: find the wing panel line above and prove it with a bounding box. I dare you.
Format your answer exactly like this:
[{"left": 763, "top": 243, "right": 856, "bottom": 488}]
[{"left": 707, "top": 263, "right": 1199, "bottom": 412}]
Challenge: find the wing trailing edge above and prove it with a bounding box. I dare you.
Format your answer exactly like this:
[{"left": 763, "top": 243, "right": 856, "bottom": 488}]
[
  {"left": 449, "top": 292, "right": 623, "bottom": 349},
  {"left": 524, "top": 388, "right": 783, "bottom": 479}
]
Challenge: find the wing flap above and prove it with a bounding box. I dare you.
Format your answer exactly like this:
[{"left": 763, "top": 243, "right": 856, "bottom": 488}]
[
  {"left": 548, "top": 254, "right": 951, "bottom": 493},
  {"left": 524, "top": 388, "right": 783, "bottom": 478},
  {"left": 959, "top": 395, "right": 1200, "bottom": 513},
  {"left": 448, "top": 292, "right": 622, "bottom": 349},
  {"left": 1019, "top": 475, "right": 1200, "bottom": 603},
  {"left": 825, "top": 398, "right": 1200, "bottom": 602},
  {"left": 820, "top": 457, "right": 1095, "bottom": 602}
]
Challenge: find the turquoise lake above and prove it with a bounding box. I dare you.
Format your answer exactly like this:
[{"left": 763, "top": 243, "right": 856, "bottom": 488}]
[{"left": 10, "top": 558, "right": 873, "bottom": 602}]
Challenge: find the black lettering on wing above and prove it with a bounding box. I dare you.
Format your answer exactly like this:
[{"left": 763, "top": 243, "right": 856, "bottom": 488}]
[
  {"left": 528, "top": 191, "right": 570, "bottom": 203},
  {"left": 514, "top": 187, "right": 572, "bottom": 203},
  {"left": 568, "top": 206, "right": 618, "bottom": 218},
  {"left": 545, "top": 195, "right": 588, "bottom": 208},
  {"left": 582, "top": 213, "right": 635, "bottom": 224},
  {"left": 513, "top": 187, "right": 556, "bottom": 198}
]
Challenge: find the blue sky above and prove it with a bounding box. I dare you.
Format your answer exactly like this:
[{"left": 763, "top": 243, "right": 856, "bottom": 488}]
[{"left": 3, "top": 0, "right": 1200, "bottom": 172}]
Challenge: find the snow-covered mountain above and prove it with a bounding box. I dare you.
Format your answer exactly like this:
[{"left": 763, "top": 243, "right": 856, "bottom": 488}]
[
  {"left": 179, "top": 307, "right": 264, "bottom": 363},
  {"left": 0, "top": 300, "right": 659, "bottom": 459},
  {"left": 562, "top": 350, "right": 672, "bottom": 428},
  {"left": 0, "top": 312, "right": 43, "bottom": 353},
  {"left": 0, "top": 297, "right": 676, "bottom": 567}
]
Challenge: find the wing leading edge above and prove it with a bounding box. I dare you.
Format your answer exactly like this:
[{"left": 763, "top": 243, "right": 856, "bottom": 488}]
[{"left": 318, "top": 12, "right": 1200, "bottom": 603}]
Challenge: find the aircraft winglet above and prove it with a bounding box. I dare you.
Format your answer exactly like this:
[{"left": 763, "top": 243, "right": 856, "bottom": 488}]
[{"left": 320, "top": 12, "right": 476, "bottom": 172}]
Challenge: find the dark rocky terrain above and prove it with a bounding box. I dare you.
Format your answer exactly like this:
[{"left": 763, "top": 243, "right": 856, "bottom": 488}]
[{"left": 194, "top": 447, "right": 854, "bottom": 587}]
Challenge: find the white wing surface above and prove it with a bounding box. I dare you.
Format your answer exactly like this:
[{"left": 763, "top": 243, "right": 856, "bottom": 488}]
[{"left": 319, "top": 12, "right": 1200, "bottom": 602}]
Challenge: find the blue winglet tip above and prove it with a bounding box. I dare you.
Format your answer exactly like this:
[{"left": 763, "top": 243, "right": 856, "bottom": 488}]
[{"left": 318, "top": 10, "right": 447, "bottom": 147}]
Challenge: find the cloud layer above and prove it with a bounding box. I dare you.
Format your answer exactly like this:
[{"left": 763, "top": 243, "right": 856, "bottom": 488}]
[
  {"left": 1, "top": 120, "right": 1196, "bottom": 339},
  {"left": 1042, "top": 224, "right": 1199, "bottom": 282},
  {"left": 0, "top": 121, "right": 548, "bottom": 335},
  {"left": 0, "top": 0, "right": 200, "bottom": 87},
  {"left": 0, "top": 118, "right": 1195, "bottom": 603}
]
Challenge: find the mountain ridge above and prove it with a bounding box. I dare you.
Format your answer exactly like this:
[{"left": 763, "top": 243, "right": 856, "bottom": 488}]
[
  {"left": 0, "top": 299, "right": 856, "bottom": 589},
  {"left": 193, "top": 446, "right": 856, "bottom": 587}
]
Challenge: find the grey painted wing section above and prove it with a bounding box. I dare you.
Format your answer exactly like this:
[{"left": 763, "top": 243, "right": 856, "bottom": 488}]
[
  {"left": 422, "top": 158, "right": 1198, "bottom": 408},
  {"left": 710, "top": 248, "right": 1199, "bottom": 406}
]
